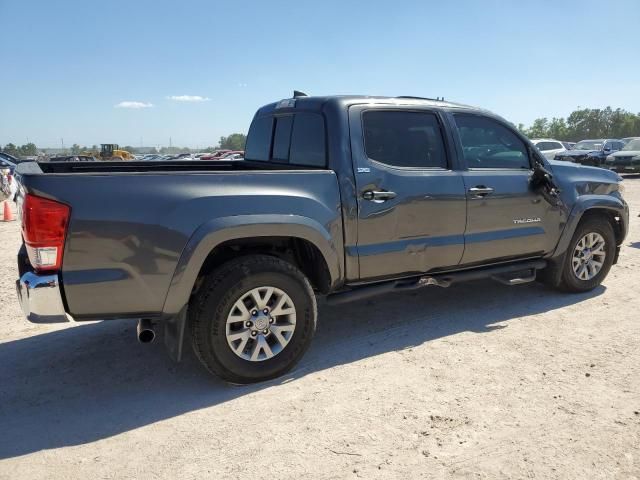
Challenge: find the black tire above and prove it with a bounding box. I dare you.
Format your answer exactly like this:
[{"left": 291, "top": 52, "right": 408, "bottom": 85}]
[
  {"left": 189, "top": 254, "right": 317, "bottom": 384},
  {"left": 557, "top": 216, "right": 616, "bottom": 293}
]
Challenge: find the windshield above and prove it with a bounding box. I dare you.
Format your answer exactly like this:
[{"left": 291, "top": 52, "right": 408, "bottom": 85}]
[
  {"left": 622, "top": 139, "right": 640, "bottom": 151},
  {"left": 573, "top": 141, "right": 602, "bottom": 151}
]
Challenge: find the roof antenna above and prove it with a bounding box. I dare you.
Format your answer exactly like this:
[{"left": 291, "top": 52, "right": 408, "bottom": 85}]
[{"left": 293, "top": 90, "right": 308, "bottom": 98}]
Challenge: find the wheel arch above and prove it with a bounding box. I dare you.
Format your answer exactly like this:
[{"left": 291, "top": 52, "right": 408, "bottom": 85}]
[
  {"left": 161, "top": 215, "right": 343, "bottom": 317},
  {"left": 552, "top": 196, "right": 628, "bottom": 258}
]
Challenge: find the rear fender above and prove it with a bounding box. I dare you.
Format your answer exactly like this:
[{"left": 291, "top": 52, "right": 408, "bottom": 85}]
[{"left": 161, "top": 214, "right": 342, "bottom": 318}]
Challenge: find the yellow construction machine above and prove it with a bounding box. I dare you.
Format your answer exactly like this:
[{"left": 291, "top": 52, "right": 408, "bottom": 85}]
[{"left": 84, "top": 144, "right": 135, "bottom": 161}]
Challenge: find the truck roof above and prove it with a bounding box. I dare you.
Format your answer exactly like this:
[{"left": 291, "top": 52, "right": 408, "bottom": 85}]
[{"left": 255, "top": 94, "right": 485, "bottom": 116}]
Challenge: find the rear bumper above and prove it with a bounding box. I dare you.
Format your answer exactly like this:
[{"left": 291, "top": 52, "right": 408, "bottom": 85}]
[{"left": 16, "top": 272, "right": 72, "bottom": 323}]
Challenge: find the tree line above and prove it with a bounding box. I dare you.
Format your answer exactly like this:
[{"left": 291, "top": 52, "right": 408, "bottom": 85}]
[
  {"left": 1, "top": 143, "right": 38, "bottom": 157},
  {"left": 5, "top": 107, "right": 640, "bottom": 158},
  {"left": 517, "top": 107, "right": 640, "bottom": 141},
  {"left": 1, "top": 133, "right": 247, "bottom": 157}
]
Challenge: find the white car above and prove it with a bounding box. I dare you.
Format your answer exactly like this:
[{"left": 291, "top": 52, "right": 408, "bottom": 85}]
[{"left": 531, "top": 138, "right": 567, "bottom": 160}]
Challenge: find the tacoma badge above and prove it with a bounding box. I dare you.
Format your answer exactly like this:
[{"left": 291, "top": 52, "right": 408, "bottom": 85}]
[{"left": 513, "top": 217, "right": 542, "bottom": 224}]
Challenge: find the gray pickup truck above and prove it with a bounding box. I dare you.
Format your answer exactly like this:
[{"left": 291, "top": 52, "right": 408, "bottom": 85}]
[{"left": 15, "top": 94, "right": 629, "bottom": 383}]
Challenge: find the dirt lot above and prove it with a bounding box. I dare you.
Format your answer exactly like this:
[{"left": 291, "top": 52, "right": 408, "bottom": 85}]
[{"left": 0, "top": 181, "right": 639, "bottom": 480}]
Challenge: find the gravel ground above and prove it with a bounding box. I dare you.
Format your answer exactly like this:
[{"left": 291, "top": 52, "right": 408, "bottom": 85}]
[{"left": 0, "top": 181, "right": 639, "bottom": 480}]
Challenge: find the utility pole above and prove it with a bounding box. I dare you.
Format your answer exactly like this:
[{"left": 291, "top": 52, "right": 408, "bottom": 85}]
[
  {"left": 169, "top": 137, "right": 172, "bottom": 149},
  {"left": 61, "top": 138, "right": 64, "bottom": 152}
]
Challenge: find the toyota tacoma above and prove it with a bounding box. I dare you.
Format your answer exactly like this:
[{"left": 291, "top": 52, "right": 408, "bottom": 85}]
[{"left": 15, "top": 93, "right": 629, "bottom": 383}]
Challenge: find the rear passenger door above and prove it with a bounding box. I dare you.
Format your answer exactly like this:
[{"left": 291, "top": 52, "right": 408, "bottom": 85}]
[
  {"left": 451, "top": 113, "right": 563, "bottom": 265},
  {"left": 349, "top": 106, "right": 467, "bottom": 281}
]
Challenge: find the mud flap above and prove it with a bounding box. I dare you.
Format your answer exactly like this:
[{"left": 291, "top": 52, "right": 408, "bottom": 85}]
[
  {"left": 164, "top": 306, "right": 187, "bottom": 362},
  {"left": 537, "top": 252, "right": 566, "bottom": 288}
]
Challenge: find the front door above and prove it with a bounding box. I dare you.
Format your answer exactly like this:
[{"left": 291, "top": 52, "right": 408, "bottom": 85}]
[
  {"left": 349, "top": 106, "right": 467, "bottom": 281},
  {"left": 450, "top": 113, "right": 564, "bottom": 265}
]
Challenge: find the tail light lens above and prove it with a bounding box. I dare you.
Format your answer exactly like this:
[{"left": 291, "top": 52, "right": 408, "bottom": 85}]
[
  {"left": 7, "top": 173, "right": 12, "bottom": 185},
  {"left": 22, "top": 194, "right": 70, "bottom": 272}
]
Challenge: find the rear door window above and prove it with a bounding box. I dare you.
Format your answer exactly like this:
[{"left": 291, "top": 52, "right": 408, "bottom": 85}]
[
  {"left": 363, "top": 110, "right": 448, "bottom": 168},
  {"left": 454, "top": 115, "right": 530, "bottom": 169}
]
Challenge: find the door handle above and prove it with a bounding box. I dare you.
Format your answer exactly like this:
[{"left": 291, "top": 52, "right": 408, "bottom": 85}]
[
  {"left": 362, "top": 190, "right": 397, "bottom": 202},
  {"left": 468, "top": 186, "right": 494, "bottom": 197}
]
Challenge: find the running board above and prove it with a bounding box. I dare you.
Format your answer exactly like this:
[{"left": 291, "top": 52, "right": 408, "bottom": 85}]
[{"left": 326, "top": 259, "right": 547, "bottom": 305}]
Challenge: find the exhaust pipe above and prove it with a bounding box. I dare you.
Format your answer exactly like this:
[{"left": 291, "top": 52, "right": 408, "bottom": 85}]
[{"left": 137, "top": 319, "right": 156, "bottom": 344}]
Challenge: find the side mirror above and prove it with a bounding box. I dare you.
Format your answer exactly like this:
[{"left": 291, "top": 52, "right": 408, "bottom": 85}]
[
  {"left": 603, "top": 147, "right": 611, "bottom": 153},
  {"left": 530, "top": 161, "right": 561, "bottom": 205}
]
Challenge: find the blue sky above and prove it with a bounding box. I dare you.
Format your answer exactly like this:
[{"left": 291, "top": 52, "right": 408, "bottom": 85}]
[{"left": 1, "top": 0, "right": 639, "bottom": 148}]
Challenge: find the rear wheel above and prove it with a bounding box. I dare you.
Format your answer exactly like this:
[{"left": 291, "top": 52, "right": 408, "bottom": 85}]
[
  {"left": 557, "top": 217, "right": 615, "bottom": 292},
  {"left": 190, "top": 255, "right": 317, "bottom": 384}
]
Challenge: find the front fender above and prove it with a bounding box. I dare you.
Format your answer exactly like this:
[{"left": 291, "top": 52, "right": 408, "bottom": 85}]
[
  {"left": 161, "top": 214, "right": 343, "bottom": 316},
  {"left": 552, "top": 194, "right": 629, "bottom": 257}
]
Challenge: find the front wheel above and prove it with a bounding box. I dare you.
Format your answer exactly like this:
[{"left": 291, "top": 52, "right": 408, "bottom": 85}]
[
  {"left": 557, "top": 217, "right": 616, "bottom": 292},
  {"left": 190, "top": 255, "right": 317, "bottom": 384}
]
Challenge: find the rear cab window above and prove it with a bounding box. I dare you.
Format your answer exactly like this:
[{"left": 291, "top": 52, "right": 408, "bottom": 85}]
[
  {"left": 245, "top": 111, "right": 326, "bottom": 167},
  {"left": 244, "top": 116, "right": 273, "bottom": 161}
]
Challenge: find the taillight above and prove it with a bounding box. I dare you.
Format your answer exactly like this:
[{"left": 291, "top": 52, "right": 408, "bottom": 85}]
[
  {"left": 7, "top": 173, "right": 12, "bottom": 185},
  {"left": 22, "top": 194, "right": 70, "bottom": 272}
]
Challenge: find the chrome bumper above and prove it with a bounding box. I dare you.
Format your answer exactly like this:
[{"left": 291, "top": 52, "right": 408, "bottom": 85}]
[{"left": 16, "top": 272, "right": 72, "bottom": 323}]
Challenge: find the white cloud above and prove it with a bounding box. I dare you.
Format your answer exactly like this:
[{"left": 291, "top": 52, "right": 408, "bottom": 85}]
[
  {"left": 115, "top": 101, "right": 153, "bottom": 109},
  {"left": 167, "top": 95, "right": 211, "bottom": 102}
]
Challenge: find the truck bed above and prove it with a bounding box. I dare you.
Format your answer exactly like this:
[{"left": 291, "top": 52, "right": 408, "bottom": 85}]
[
  {"left": 34, "top": 159, "right": 322, "bottom": 174},
  {"left": 16, "top": 161, "right": 343, "bottom": 320}
]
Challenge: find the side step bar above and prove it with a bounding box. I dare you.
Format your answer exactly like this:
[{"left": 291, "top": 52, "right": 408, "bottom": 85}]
[{"left": 326, "top": 259, "right": 547, "bottom": 306}]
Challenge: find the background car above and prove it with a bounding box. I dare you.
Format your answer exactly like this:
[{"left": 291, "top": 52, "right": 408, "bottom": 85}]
[
  {"left": 219, "top": 150, "right": 244, "bottom": 160},
  {"left": 200, "top": 150, "right": 231, "bottom": 160},
  {"left": 605, "top": 138, "right": 640, "bottom": 173},
  {"left": 220, "top": 153, "right": 244, "bottom": 160},
  {"left": 531, "top": 138, "right": 567, "bottom": 160},
  {"left": 0, "top": 152, "right": 21, "bottom": 164},
  {"left": 554, "top": 138, "right": 625, "bottom": 167},
  {"left": 622, "top": 137, "right": 640, "bottom": 145},
  {"left": 49, "top": 155, "right": 98, "bottom": 162},
  {"left": 562, "top": 141, "right": 575, "bottom": 150}
]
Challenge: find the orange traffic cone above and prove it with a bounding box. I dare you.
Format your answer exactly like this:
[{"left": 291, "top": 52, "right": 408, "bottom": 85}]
[{"left": 2, "top": 201, "right": 14, "bottom": 222}]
